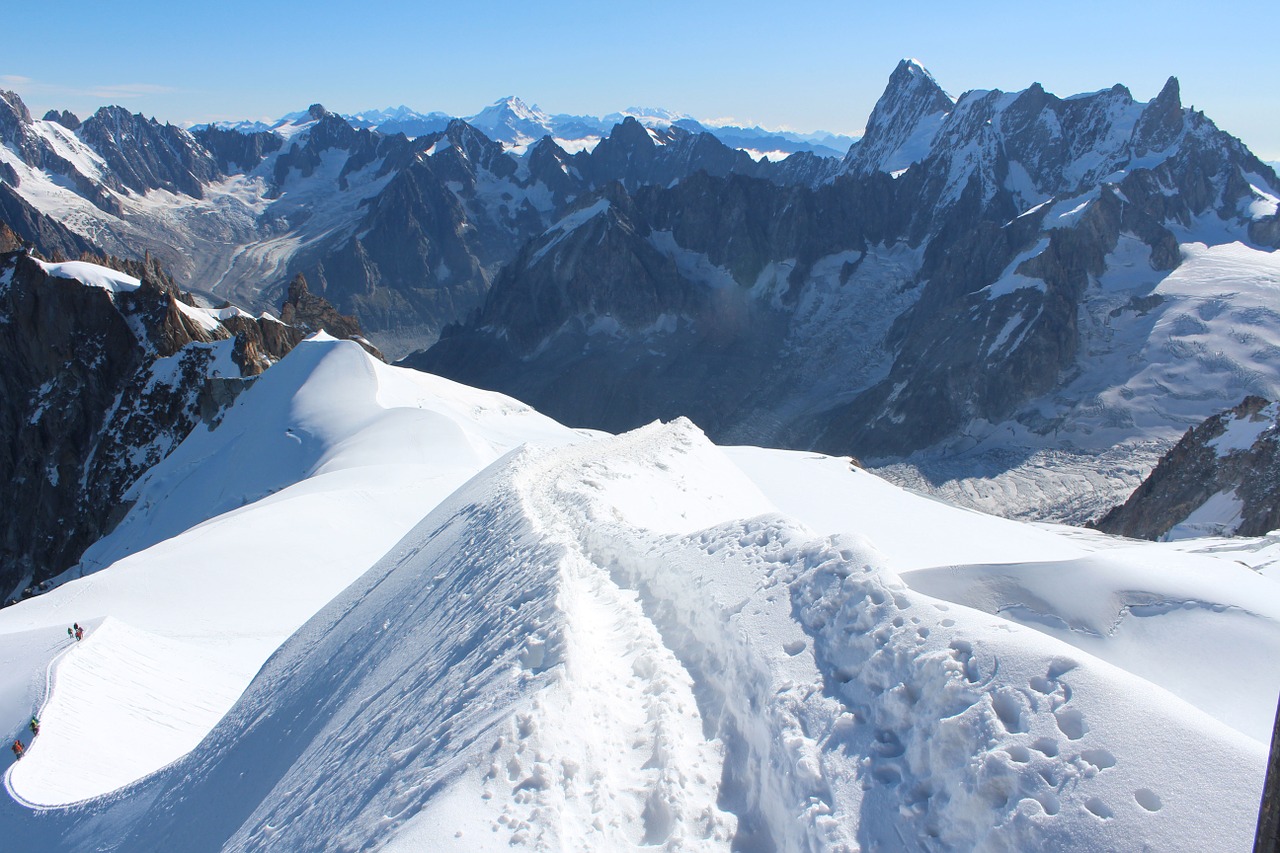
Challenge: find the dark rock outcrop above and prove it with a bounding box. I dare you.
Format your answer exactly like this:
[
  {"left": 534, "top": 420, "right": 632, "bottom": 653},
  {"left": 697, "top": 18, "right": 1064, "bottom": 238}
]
[
  {"left": 193, "top": 125, "right": 283, "bottom": 173},
  {"left": 1094, "top": 397, "right": 1280, "bottom": 539},
  {"left": 412, "top": 63, "right": 1280, "bottom": 465},
  {"left": 78, "top": 106, "right": 222, "bottom": 198},
  {"left": 42, "top": 109, "right": 81, "bottom": 131}
]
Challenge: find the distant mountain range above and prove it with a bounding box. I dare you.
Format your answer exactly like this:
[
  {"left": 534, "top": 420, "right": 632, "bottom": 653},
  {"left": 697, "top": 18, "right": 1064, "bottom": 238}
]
[
  {"left": 2, "top": 59, "right": 1278, "bottom": 529},
  {"left": 197, "top": 96, "right": 859, "bottom": 159},
  {"left": 411, "top": 61, "right": 1280, "bottom": 521},
  {"left": 199, "top": 97, "right": 860, "bottom": 161}
]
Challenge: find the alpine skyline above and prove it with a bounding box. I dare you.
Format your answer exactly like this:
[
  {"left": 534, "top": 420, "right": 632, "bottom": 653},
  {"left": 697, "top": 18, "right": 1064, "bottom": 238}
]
[{"left": 4, "top": 0, "right": 1279, "bottom": 159}]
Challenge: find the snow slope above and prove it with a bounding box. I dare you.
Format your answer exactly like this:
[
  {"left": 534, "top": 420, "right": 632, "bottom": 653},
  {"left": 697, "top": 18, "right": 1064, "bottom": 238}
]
[
  {"left": 0, "top": 348, "right": 1275, "bottom": 850},
  {"left": 0, "top": 335, "right": 575, "bottom": 804}
]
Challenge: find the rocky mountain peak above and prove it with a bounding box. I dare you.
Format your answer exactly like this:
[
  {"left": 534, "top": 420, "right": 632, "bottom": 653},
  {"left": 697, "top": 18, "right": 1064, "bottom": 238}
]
[
  {"left": 42, "top": 109, "right": 81, "bottom": 131},
  {"left": 79, "top": 106, "right": 220, "bottom": 198},
  {"left": 430, "top": 118, "right": 515, "bottom": 177},
  {"left": 843, "top": 58, "right": 953, "bottom": 176},
  {"left": 0, "top": 91, "right": 38, "bottom": 157},
  {"left": 613, "top": 115, "right": 658, "bottom": 145},
  {"left": 279, "top": 272, "right": 367, "bottom": 344},
  {"left": 308, "top": 103, "right": 329, "bottom": 121},
  {"left": 0, "top": 90, "right": 33, "bottom": 132},
  {"left": 1132, "top": 75, "right": 1184, "bottom": 156}
]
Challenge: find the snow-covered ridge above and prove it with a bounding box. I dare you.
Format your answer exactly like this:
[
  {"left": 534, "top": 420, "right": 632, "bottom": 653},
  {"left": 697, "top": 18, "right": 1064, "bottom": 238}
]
[
  {"left": 34, "top": 259, "right": 139, "bottom": 294},
  {"left": 196, "top": 96, "right": 858, "bottom": 160},
  {"left": 0, "top": 338, "right": 1274, "bottom": 849}
]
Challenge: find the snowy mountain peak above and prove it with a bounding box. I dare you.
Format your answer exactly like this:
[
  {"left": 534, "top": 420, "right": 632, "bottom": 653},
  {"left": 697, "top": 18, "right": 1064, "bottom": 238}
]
[
  {"left": 896, "top": 57, "right": 936, "bottom": 80},
  {"left": 467, "top": 96, "right": 554, "bottom": 147},
  {"left": 842, "top": 57, "right": 954, "bottom": 176},
  {"left": 603, "top": 106, "right": 692, "bottom": 128},
  {"left": 491, "top": 95, "right": 545, "bottom": 121},
  {"left": 1131, "top": 75, "right": 1184, "bottom": 156}
]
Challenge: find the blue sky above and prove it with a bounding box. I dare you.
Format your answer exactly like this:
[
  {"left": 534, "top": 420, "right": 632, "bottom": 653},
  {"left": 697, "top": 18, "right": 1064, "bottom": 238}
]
[{"left": 6, "top": 1, "right": 1279, "bottom": 159}]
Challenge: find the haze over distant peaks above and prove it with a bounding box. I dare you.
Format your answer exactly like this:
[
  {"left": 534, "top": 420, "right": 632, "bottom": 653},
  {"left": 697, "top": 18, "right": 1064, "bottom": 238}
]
[{"left": 197, "top": 96, "right": 860, "bottom": 159}]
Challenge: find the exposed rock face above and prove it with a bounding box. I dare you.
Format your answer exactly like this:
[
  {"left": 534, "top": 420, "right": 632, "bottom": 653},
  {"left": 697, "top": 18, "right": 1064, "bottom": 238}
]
[
  {"left": 841, "top": 58, "right": 952, "bottom": 176},
  {"left": 42, "top": 109, "right": 80, "bottom": 131},
  {"left": 0, "top": 90, "right": 123, "bottom": 212},
  {"left": 278, "top": 273, "right": 384, "bottom": 359},
  {"left": 193, "top": 125, "right": 283, "bottom": 173},
  {"left": 1, "top": 87, "right": 826, "bottom": 356},
  {"left": 0, "top": 246, "right": 375, "bottom": 602},
  {"left": 1095, "top": 397, "right": 1280, "bottom": 539},
  {"left": 413, "top": 61, "right": 1280, "bottom": 479},
  {"left": 0, "top": 183, "right": 100, "bottom": 259},
  {"left": 279, "top": 272, "right": 361, "bottom": 337},
  {"left": 78, "top": 106, "right": 222, "bottom": 198}
]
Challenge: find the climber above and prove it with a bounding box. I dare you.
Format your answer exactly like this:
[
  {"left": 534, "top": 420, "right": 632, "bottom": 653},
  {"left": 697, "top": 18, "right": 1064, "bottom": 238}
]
[
  {"left": 29, "top": 716, "right": 39, "bottom": 736},
  {"left": 67, "top": 627, "right": 73, "bottom": 640},
  {"left": 10, "top": 740, "right": 23, "bottom": 760},
  {"left": 74, "top": 624, "right": 83, "bottom": 641}
]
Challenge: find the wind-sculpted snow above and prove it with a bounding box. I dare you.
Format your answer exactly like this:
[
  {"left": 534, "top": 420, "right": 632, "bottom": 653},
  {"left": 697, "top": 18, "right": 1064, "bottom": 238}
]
[
  {"left": 2, "top": 418, "right": 1269, "bottom": 851},
  {"left": 0, "top": 336, "right": 575, "bottom": 807}
]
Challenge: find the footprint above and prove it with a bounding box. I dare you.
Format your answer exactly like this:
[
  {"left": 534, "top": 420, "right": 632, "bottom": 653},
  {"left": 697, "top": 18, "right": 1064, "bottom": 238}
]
[
  {"left": 1079, "top": 749, "right": 1116, "bottom": 771},
  {"left": 783, "top": 639, "right": 806, "bottom": 656},
  {"left": 1047, "top": 658, "right": 1078, "bottom": 680},
  {"left": 992, "top": 689, "right": 1027, "bottom": 734},
  {"left": 834, "top": 666, "right": 859, "bottom": 683},
  {"left": 1135, "top": 789, "right": 1162, "bottom": 812},
  {"left": 1004, "top": 745, "right": 1032, "bottom": 763},
  {"left": 950, "top": 640, "right": 980, "bottom": 683},
  {"left": 1031, "top": 738, "right": 1059, "bottom": 758},
  {"left": 1036, "top": 792, "right": 1061, "bottom": 816},
  {"left": 1054, "top": 708, "right": 1088, "bottom": 740},
  {"left": 1085, "top": 797, "right": 1114, "bottom": 819},
  {"left": 874, "top": 730, "right": 906, "bottom": 758},
  {"left": 873, "top": 764, "right": 903, "bottom": 785}
]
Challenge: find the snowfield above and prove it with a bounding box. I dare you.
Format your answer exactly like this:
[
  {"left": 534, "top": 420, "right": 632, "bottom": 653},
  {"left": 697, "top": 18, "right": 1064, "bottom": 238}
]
[{"left": 0, "top": 339, "right": 1277, "bottom": 850}]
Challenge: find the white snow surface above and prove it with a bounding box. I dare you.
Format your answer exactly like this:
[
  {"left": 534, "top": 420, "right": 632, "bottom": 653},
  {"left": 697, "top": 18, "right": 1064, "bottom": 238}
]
[
  {"left": 34, "top": 259, "right": 140, "bottom": 294},
  {"left": 1, "top": 335, "right": 576, "bottom": 805},
  {"left": 1209, "top": 402, "right": 1280, "bottom": 456},
  {"left": 1164, "top": 489, "right": 1247, "bottom": 541},
  {"left": 0, "top": 342, "right": 1275, "bottom": 851}
]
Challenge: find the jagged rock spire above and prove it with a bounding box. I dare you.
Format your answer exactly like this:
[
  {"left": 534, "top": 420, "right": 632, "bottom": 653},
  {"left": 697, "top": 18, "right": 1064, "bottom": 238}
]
[
  {"left": 1132, "top": 76, "right": 1184, "bottom": 156},
  {"left": 844, "top": 59, "right": 954, "bottom": 176}
]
